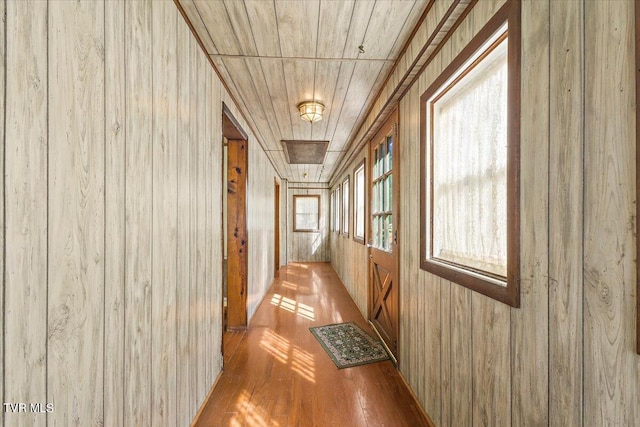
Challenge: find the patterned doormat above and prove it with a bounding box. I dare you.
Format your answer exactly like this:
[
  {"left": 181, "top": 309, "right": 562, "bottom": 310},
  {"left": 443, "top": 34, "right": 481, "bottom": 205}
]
[{"left": 309, "top": 322, "right": 390, "bottom": 369}]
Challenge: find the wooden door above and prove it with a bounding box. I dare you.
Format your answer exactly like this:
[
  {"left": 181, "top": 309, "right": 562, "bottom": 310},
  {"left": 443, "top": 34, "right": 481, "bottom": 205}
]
[
  {"left": 227, "top": 139, "right": 248, "bottom": 329},
  {"left": 368, "top": 111, "right": 399, "bottom": 362}
]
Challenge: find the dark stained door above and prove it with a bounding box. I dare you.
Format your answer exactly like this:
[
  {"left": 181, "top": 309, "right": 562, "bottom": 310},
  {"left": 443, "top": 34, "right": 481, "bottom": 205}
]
[{"left": 368, "top": 110, "right": 399, "bottom": 362}]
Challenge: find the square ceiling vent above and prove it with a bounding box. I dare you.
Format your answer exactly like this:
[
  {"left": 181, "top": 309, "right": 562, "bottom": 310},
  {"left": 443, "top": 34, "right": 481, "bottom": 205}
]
[{"left": 282, "top": 140, "right": 329, "bottom": 164}]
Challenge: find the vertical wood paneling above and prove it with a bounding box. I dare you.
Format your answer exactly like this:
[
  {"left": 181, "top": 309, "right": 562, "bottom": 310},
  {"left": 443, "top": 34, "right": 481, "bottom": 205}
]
[
  {"left": 151, "top": 1, "right": 178, "bottom": 424},
  {"left": 47, "top": 1, "right": 105, "bottom": 425},
  {"left": 188, "top": 28, "right": 200, "bottom": 417},
  {"left": 511, "top": 0, "right": 549, "bottom": 425},
  {"left": 104, "top": 1, "right": 126, "bottom": 426},
  {"left": 210, "top": 72, "right": 223, "bottom": 377},
  {"left": 4, "top": 1, "right": 258, "bottom": 424},
  {"left": 203, "top": 58, "right": 214, "bottom": 389},
  {"left": 4, "top": 1, "right": 48, "bottom": 425},
  {"left": 440, "top": 279, "right": 451, "bottom": 427},
  {"left": 330, "top": 1, "right": 640, "bottom": 427},
  {"left": 124, "top": 0, "right": 153, "bottom": 424},
  {"left": 584, "top": 1, "right": 638, "bottom": 425},
  {"left": 472, "top": 294, "right": 510, "bottom": 427},
  {"left": 176, "top": 17, "right": 192, "bottom": 427},
  {"left": 450, "top": 286, "right": 473, "bottom": 427},
  {"left": 0, "top": 1, "right": 5, "bottom": 423},
  {"left": 196, "top": 45, "right": 207, "bottom": 402},
  {"left": 420, "top": 273, "right": 441, "bottom": 423},
  {"left": 247, "top": 133, "right": 277, "bottom": 320},
  {"left": 549, "top": 0, "right": 583, "bottom": 425}
]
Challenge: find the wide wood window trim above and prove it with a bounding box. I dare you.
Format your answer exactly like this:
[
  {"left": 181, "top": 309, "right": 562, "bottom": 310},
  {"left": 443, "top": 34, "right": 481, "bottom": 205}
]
[
  {"left": 419, "top": 0, "right": 521, "bottom": 307},
  {"left": 342, "top": 176, "right": 350, "bottom": 237},
  {"left": 293, "top": 195, "right": 321, "bottom": 233},
  {"left": 353, "top": 159, "right": 366, "bottom": 245}
]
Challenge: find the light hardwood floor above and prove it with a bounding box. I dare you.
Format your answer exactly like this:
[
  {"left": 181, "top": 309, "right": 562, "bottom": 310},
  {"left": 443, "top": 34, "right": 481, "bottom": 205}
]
[{"left": 194, "top": 262, "right": 432, "bottom": 426}]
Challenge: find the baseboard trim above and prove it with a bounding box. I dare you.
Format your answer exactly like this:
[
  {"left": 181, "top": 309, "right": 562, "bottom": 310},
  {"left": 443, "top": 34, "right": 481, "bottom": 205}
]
[
  {"left": 190, "top": 369, "right": 224, "bottom": 427},
  {"left": 397, "top": 370, "right": 437, "bottom": 427}
]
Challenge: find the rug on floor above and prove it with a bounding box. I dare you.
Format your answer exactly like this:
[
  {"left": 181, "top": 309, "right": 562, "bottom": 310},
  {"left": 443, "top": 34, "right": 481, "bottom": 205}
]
[{"left": 309, "top": 321, "right": 390, "bottom": 369}]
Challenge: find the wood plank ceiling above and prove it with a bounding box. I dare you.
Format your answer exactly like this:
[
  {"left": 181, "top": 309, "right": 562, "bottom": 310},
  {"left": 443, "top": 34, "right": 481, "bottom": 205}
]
[{"left": 178, "top": 0, "right": 429, "bottom": 183}]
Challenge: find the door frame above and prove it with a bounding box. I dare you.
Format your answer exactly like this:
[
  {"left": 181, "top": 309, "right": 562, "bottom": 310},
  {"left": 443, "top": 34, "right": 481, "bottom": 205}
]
[{"left": 367, "top": 108, "right": 400, "bottom": 363}]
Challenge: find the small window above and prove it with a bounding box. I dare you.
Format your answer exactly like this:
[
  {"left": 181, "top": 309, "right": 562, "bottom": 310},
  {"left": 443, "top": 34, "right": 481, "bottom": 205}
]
[
  {"left": 342, "top": 176, "right": 350, "bottom": 236},
  {"left": 335, "top": 185, "right": 342, "bottom": 233},
  {"left": 353, "top": 160, "right": 366, "bottom": 244},
  {"left": 293, "top": 195, "right": 320, "bottom": 232},
  {"left": 330, "top": 191, "right": 335, "bottom": 232},
  {"left": 420, "top": 2, "right": 520, "bottom": 307}
]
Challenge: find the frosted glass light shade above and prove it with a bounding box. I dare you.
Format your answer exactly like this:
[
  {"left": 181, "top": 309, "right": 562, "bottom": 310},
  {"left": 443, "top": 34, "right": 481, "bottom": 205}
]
[{"left": 298, "top": 101, "right": 324, "bottom": 123}]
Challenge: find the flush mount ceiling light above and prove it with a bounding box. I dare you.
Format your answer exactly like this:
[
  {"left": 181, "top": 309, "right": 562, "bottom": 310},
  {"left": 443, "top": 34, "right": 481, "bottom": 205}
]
[{"left": 298, "top": 101, "right": 324, "bottom": 123}]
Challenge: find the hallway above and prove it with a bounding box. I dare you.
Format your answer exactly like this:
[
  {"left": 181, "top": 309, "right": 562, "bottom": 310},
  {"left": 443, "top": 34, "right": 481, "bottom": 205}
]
[{"left": 194, "top": 263, "right": 430, "bottom": 426}]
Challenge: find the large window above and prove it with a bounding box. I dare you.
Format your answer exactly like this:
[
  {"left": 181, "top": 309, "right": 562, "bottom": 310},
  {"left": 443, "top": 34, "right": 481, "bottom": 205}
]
[
  {"left": 342, "top": 176, "right": 350, "bottom": 236},
  {"left": 293, "top": 195, "right": 320, "bottom": 232},
  {"left": 420, "top": 2, "right": 520, "bottom": 307},
  {"left": 353, "top": 160, "right": 366, "bottom": 244}
]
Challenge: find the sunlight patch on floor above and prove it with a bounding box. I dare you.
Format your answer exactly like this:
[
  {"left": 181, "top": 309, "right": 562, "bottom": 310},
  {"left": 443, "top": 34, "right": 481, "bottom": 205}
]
[
  {"left": 259, "top": 329, "right": 316, "bottom": 383},
  {"left": 281, "top": 280, "right": 298, "bottom": 290},
  {"left": 270, "top": 293, "right": 315, "bottom": 321},
  {"left": 259, "top": 329, "right": 289, "bottom": 364},
  {"left": 231, "top": 390, "right": 280, "bottom": 427}
]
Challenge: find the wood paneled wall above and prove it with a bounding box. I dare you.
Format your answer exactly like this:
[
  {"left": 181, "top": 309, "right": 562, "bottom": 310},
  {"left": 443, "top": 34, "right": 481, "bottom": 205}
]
[
  {"left": 243, "top": 97, "right": 279, "bottom": 320},
  {"left": 330, "top": 152, "right": 369, "bottom": 318},
  {"left": 331, "top": 0, "right": 640, "bottom": 425},
  {"left": 286, "top": 183, "right": 330, "bottom": 262},
  {"left": 2, "top": 1, "right": 276, "bottom": 425}
]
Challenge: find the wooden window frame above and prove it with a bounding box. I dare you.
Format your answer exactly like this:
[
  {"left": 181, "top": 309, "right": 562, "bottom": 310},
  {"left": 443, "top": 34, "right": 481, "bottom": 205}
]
[
  {"left": 353, "top": 159, "right": 366, "bottom": 245},
  {"left": 293, "top": 195, "right": 321, "bottom": 233},
  {"left": 329, "top": 191, "right": 336, "bottom": 231},
  {"left": 335, "top": 185, "right": 342, "bottom": 234},
  {"left": 342, "top": 176, "right": 350, "bottom": 237},
  {"left": 419, "top": 0, "right": 521, "bottom": 307}
]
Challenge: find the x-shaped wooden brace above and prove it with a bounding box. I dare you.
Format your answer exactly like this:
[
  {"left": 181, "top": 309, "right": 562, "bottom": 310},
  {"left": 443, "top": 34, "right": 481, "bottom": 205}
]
[{"left": 372, "top": 264, "right": 392, "bottom": 329}]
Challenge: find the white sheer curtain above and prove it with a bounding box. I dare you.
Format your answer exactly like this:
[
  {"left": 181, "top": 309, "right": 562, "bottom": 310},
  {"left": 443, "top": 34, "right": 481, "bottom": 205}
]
[
  {"left": 295, "top": 196, "right": 319, "bottom": 230},
  {"left": 430, "top": 38, "right": 507, "bottom": 277}
]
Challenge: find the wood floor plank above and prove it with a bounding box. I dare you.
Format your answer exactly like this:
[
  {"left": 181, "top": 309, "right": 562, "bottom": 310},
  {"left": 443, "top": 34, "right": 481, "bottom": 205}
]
[{"left": 193, "top": 262, "right": 432, "bottom": 426}]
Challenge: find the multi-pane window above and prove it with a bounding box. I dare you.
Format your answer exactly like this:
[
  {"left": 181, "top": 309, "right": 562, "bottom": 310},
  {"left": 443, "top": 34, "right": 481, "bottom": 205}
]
[
  {"left": 420, "top": 3, "right": 520, "bottom": 307},
  {"left": 353, "top": 160, "right": 366, "bottom": 243},
  {"left": 330, "top": 191, "right": 335, "bottom": 232},
  {"left": 372, "top": 135, "right": 393, "bottom": 251},
  {"left": 293, "top": 195, "right": 320, "bottom": 232},
  {"left": 342, "top": 176, "right": 350, "bottom": 236}
]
